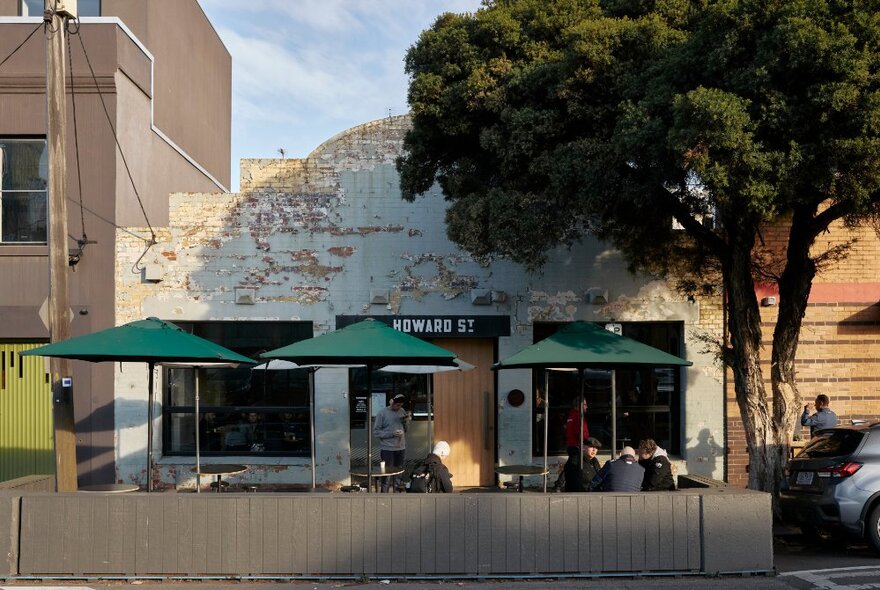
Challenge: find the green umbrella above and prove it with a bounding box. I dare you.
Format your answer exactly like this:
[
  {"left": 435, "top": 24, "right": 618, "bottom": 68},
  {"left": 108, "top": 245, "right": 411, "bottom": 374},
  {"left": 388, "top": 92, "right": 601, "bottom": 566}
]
[
  {"left": 21, "top": 317, "right": 255, "bottom": 491},
  {"left": 262, "top": 318, "right": 457, "bottom": 489},
  {"left": 493, "top": 321, "right": 692, "bottom": 490}
]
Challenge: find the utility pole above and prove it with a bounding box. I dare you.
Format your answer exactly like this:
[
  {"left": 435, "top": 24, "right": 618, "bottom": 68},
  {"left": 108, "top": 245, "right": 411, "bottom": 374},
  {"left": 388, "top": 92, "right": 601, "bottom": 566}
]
[{"left": 46, "top": 0, "right": 77, "bottom": 492}]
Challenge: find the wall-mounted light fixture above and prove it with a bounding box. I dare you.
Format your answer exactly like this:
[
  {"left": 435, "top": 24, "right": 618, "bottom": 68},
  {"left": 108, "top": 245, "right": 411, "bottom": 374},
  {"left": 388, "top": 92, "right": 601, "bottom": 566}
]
[
  {"left": 235, "top": 287, "right": 257, "bottom": 305},
  {"left": 370, "top": 289, "right": 389, "bottom": 305},
  {"left": 491, "top": 290, "right": 507, "bottom": 304},
  {"left": 471, "top": 289, "right": 491, "bottom": 305},
  {"left": 586, "top": 287, "right": 609, "bottom": 305},
  {"left": 760, "top": 296, "right": 777, "bottom": 307}
]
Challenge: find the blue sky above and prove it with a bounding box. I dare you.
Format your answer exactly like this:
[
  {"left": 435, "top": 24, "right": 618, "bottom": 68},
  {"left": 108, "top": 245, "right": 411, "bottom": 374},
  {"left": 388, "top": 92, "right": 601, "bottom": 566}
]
[{"left": 197, "top": 0, "right": 483, "bottom": 191}]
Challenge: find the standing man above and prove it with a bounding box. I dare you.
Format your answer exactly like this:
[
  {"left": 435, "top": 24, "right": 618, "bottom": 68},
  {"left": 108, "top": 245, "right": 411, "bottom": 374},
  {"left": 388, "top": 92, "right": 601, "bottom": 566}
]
[
  {"left": 801, "top": 394, "right": 838, "bottom": 437},
  {"left": 373, "top": 393, "right": 411, "bottom": 492},
  {"left": 589, "top": 446, "right": 645, "bottom": 492},
  {"left": 564, "top": 437, "right": 602, "bottom": 492}
]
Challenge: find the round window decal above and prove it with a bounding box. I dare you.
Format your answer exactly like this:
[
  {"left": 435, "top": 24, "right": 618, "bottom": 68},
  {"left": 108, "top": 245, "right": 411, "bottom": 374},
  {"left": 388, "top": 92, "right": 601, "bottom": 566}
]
[{"left": 507, "top": 389, "right": 525, "bottom": 407}]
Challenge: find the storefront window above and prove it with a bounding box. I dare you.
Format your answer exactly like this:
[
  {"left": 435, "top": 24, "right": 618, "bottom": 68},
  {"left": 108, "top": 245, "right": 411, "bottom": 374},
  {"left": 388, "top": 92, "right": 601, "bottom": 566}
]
[
  {"left": 533, "top": 322, "right": 683, "bottom": 456},
  {"left": 348, "top": 368, "right": 429, "bottom": 463},
  {"left": 162, "top": 321, "right": 312, "bottom": 457}
]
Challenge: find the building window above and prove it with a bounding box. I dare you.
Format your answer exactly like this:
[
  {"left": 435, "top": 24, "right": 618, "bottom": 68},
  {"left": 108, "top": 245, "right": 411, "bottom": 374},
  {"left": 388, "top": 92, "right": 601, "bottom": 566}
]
[
  {"left": 0, "top": 139, "right": 47, "bottom": 244},
  {"left": 348, "top": 368, "right": 430, "bottom": 464},
  {"left": 20, "top": 0, "right": 100, "bottom": 16},
  {"left": 162, "top": 321, "right": 313, "bottom": 457},
  {"left": 533, "top": 322, "right": 683, "bottom": 457}
]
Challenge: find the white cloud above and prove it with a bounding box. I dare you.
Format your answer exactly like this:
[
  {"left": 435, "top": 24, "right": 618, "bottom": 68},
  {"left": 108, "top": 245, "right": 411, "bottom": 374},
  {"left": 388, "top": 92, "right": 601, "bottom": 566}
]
[{"left": 197, "top": 0, "right": 483, "bottom": 186}]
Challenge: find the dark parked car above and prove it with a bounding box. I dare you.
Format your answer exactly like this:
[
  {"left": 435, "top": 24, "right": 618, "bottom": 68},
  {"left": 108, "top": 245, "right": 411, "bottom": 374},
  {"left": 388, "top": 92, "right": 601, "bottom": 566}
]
[{"left": 780, "top": 423, "right": 880, "bottom": 552}]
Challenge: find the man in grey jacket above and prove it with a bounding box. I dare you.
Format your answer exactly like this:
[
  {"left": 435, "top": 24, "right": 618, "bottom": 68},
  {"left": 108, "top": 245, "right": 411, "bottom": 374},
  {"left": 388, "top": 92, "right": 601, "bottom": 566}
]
[
  {"left": 801, "top": 394, "right": 838, "bottom": 437},
  {"left": 373, "top": 393, "right": 411, "bottom": 492}
]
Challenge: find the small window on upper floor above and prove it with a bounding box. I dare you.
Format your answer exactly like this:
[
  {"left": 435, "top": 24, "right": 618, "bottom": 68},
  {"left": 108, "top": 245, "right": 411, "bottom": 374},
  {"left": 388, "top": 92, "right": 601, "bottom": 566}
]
[
  {"left": 0, "top": 139, "right": 48, "bottom": 244},
  {"left": 20, "top": 0, "right": 100, "bottom": 17}
]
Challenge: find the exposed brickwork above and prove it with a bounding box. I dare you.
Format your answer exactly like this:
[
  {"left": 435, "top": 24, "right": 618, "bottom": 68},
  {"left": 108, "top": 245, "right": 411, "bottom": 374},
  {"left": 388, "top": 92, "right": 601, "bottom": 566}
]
[{"left": 726, "top": 215, "right": 880, "bottom": 487}]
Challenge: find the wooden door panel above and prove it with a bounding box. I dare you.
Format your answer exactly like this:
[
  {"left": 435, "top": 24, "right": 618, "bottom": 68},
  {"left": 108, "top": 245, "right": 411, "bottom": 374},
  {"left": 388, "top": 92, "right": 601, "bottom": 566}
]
[{"left": 431, "top": 339, "right": 495, "bottom": 487}]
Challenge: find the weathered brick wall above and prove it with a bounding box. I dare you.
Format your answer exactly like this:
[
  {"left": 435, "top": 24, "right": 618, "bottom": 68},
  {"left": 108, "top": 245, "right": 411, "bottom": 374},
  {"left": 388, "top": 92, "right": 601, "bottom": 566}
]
[{"left": 726, "top": 217, "right": 880, "bottom": 487}]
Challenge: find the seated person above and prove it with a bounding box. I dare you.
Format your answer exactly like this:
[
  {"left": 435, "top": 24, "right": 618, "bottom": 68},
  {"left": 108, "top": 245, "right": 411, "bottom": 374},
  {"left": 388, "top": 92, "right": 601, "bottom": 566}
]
[
  {"left": 638, "top": 438, "right": 675, "bottom": 491},
  {"left": 223, "top": 412, "right": 262, "bottom": 452},
  {"left": 588, "top": 446, "right": 644, "bottom": 492},
  {"left": 563, "top": 437, "right": 603, "bottom": 492},
  {"left": 408, "top": 441, "right": 453, "bottom": 493}
]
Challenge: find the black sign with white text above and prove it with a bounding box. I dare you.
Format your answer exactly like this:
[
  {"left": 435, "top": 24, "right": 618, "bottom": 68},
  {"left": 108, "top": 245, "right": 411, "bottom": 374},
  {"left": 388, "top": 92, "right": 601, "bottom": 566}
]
[{"left": 336, "top": 315, "right": 510, "bottom": 338}]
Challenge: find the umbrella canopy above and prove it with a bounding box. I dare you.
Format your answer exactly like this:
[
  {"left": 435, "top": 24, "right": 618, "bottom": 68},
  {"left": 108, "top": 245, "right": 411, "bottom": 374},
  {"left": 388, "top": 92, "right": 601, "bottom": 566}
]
[
  {"left": 378, "top": 358, "right": 475, "bottom": 374},
  {"left": 262, "top": 318, "right": 458, "bottom": 489},
  {"left": 493, "top": 321, "right": 692, "bottom": 370},
  {"left": 262, "top": 318, "right": 457, "bottom": 366},
  {"left": 21, "top": 317, "right": 255, "bottom": 491},
  {"left": 21, "top": 317, "right": 255, "bottom": 365},
  {"left": 493, "top": 321, "right": 692, "bottom": 491}
]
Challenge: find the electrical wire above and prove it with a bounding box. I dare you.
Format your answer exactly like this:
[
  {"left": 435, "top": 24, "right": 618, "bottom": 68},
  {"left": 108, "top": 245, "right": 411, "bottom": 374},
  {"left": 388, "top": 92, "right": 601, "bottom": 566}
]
[
  {"left": 66, "top": 27, "right": 89, "bottom": 251},
  {"left": 0, "top": 23, "right": 42, "bottom": 71},
  {"left": 70, "top": 27, "right": 157, "bottom": 272},
  {"left": 65, "top": 195, "right": 154, "bottom": 243}
]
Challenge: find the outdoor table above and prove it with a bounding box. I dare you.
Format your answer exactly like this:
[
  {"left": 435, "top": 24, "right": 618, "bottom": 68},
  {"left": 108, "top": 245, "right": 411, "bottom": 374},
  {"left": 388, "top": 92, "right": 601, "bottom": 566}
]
[
  {"left": 192, "top": 463, "right": 247, "bottom": 493},
  {"left": 495, "top": 465, "right": 550, "bottom": 493},
  {"left": 350, "top": 464, "right": 406, "bottom": 493},
  {"left": 78, "top": 483, "right": 139, "bottom": 493}
]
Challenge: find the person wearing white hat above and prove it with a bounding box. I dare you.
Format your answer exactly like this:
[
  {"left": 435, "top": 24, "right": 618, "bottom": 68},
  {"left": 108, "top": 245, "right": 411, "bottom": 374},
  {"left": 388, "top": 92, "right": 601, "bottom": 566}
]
[
  {"left": 407, "top": 440, "right": 453, "bottom": 493},
  {"left": 588, "top": 445, "right": 644, "bottom": 492}
]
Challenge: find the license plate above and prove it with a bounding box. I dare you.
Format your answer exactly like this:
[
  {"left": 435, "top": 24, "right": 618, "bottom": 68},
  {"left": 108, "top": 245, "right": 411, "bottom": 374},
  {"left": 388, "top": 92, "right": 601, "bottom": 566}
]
[{"left": 796, "top": 471, "right": 814, "bottom": 486}]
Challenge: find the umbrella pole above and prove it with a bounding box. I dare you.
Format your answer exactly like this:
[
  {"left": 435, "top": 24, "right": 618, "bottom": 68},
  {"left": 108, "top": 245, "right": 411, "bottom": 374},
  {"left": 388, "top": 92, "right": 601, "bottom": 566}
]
[
  {"left": 579, "top": 368, "right": 585, "bottom": 471},
  {"left": 195, "top": 369, "right": 201, "bottom": 493},
  {"left": 366, "top": 365, "right": 373, "bottom": 491},
  {"left": 147, "top": 361, "right": 154, "bottom": 493},
  {"left": 611, "top": 369, "right": 617, "bottom": 458},
  {"left": 543, "top": 370, "right": 549, "bottom": 493},
  {"left": 309, "top": 369, "right": 317, "bottom": 489},
  {"left": 427, "top": 376, "right": 433, "bottom": 453}
]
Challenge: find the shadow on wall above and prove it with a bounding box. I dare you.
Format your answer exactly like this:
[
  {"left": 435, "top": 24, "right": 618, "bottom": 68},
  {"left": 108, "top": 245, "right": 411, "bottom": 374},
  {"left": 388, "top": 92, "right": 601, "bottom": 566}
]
[{"left": 685, "top": 428, "right": 723, "bottom": 477}]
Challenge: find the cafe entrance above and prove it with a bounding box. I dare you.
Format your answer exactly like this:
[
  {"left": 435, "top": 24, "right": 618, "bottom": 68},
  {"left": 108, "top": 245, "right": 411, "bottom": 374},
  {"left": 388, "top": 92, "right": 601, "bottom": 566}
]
[{"left": 429, "top": 338, "right": 496, "bottom": 487}]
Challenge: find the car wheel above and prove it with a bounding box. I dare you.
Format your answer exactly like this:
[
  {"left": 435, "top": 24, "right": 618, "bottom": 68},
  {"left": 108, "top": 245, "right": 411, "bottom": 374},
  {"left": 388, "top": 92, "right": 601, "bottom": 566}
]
[{"left": 868, "top": 504, "right": 880, "bottom": 554}]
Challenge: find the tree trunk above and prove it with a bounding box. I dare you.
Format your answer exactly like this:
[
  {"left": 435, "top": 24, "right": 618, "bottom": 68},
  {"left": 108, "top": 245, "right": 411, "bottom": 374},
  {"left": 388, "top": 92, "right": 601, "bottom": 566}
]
[
  {"left": 723, "top": 232, "right": 786, "bottom": 501},
  {"left": 771, "top": 208, "right": 818, "bottom": 472}
]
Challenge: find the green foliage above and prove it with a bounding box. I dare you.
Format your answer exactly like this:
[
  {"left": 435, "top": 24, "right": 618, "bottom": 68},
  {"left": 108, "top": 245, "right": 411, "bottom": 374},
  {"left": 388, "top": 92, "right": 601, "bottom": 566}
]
[{"left": 399, "top": 0, "right": 880, "bottom": 272}]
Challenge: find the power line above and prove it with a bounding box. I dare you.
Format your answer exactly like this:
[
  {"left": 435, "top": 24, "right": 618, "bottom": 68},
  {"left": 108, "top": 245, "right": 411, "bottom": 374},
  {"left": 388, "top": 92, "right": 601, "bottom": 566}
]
[
  {"left": 71, "top": 28, "right": 156, "bottom": 246},
  {"left": 0, "top": 22, "right": 42, "bottom": 71},
  {"left": 66, "top": 25, "right": 89, "bottom": 251}
]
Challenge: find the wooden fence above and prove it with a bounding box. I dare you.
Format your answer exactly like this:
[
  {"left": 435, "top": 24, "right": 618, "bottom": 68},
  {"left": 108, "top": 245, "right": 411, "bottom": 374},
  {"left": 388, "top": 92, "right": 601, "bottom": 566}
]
[{"left": 1, "top": 488, "right": 771, "bottom": 577}]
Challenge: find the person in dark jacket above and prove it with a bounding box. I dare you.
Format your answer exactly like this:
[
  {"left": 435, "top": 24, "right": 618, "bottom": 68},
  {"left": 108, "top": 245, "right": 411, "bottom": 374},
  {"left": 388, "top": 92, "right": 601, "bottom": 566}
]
[
  {"left": 409, "top": 440, "right": 454, "bottom": 493},
  {"left": 637, "top": 438, "right": 675, "bottom": 491},
  {"left": 589, "top": 446, "right": 644, "bottom": 492},
  {"left": 563, "top": 437, "right": 602, "bottom": 492}
]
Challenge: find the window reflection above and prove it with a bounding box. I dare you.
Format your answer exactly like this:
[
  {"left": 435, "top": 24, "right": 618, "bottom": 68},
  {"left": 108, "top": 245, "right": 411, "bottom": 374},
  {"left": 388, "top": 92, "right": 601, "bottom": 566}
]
[
  {"left": 532, "top": 322, "right": 683, "bottom": 456},
  {"left": 162, "top": 321, "right": 313, "bottom": 457}
]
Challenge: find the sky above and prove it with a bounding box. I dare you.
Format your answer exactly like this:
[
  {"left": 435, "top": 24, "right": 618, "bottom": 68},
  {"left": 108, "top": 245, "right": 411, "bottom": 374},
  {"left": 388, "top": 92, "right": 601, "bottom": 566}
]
[{"left": 196, "top": 0, "right": 483, "bottom": 191}]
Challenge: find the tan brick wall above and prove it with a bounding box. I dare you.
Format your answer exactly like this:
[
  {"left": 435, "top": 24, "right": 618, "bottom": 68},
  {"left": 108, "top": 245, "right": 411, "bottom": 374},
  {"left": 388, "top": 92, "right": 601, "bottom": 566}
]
[{"left": 726, "top": 217, "right": 880, "bottom": 487}]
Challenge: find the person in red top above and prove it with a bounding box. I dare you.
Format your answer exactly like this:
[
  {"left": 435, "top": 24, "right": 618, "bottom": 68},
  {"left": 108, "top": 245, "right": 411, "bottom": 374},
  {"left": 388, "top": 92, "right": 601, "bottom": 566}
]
[{"left": 565, "top": 398, "right": 589, "bottom": 455}]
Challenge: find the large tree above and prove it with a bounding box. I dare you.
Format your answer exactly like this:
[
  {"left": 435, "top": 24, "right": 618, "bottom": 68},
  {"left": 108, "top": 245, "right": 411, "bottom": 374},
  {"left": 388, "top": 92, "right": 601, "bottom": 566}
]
[{"left": 398, "top": 0, "right": 880, "bottom": 497}]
